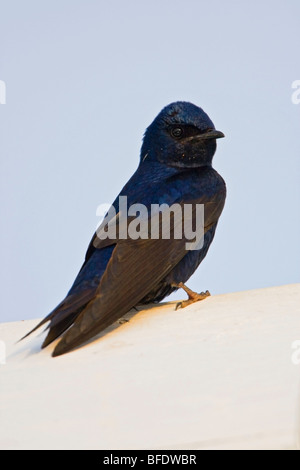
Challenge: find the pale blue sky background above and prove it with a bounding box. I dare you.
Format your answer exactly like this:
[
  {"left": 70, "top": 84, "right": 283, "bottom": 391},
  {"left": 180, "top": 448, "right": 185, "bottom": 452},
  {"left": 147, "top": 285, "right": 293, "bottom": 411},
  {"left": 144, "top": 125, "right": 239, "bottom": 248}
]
[{"left": 0, "top": 0, "right": 299, "bottom": 322}]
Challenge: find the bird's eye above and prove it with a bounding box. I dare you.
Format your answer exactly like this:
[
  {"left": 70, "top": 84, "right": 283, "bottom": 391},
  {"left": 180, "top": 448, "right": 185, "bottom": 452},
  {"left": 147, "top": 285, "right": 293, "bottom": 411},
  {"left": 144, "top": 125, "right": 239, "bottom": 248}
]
[{"left": 171, "top": 126, "right": 184, "bottom": 138}]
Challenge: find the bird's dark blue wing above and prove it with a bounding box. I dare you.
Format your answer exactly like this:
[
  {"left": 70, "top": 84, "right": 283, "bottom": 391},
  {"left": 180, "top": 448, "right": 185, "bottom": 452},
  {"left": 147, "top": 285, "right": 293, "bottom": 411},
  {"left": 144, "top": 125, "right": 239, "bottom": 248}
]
[{"left": 22, "top": 163, "right": 180, "bottom": 344}]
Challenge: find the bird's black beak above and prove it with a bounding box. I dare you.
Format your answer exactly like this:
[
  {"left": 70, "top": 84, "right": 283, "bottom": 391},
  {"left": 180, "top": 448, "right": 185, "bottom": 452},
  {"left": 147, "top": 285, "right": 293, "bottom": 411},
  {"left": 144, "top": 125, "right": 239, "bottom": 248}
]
[
  {"left": 201, "top": 129, "right": 225, "bottom": 140},
  {"left": 185, "top": 129, "right": 225, "bottom": 144}
]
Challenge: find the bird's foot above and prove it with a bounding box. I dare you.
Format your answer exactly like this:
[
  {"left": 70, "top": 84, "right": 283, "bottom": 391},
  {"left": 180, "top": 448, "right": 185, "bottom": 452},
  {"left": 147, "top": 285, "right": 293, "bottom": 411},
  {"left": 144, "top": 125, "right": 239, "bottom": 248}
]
[
  {"left": 119, "top": 306, "right": 139, "bottom": 324},
  {"left": 172, "top": 282, "right": 210, "bottom": 310}
]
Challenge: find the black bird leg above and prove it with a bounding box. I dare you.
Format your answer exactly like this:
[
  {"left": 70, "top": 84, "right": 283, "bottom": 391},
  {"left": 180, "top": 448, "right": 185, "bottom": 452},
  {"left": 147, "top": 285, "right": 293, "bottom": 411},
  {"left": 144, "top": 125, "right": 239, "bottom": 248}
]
[{"left": 172, "top": 282, "right": 210, "bottom": 310}]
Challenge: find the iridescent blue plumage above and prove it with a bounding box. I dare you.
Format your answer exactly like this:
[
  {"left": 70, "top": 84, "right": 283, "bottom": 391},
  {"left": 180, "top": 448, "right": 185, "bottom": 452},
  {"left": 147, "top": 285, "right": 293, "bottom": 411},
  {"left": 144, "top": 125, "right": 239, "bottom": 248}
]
[{"left": 24, "top": 101, "right": 226, "bottom": 355}]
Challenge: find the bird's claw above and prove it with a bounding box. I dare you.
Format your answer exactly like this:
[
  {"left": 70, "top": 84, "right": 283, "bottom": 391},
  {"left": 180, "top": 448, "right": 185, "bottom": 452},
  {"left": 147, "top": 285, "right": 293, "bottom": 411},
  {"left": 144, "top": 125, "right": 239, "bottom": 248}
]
[{"left": 174, "top": 283, "right": 210, "bottom": 310}]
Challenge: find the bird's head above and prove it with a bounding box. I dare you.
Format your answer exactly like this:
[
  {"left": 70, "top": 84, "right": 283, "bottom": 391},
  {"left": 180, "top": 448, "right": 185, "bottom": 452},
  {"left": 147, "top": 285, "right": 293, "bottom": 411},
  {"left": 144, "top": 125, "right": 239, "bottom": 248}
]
[{"left": 140, "top": 101, "right": 224, "bottom": 168}]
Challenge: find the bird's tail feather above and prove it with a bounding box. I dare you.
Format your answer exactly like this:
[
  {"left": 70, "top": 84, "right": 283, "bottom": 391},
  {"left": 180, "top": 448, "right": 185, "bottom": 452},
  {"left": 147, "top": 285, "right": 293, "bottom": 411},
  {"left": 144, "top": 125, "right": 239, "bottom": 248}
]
[
  {"left": 42, "top": 307, "right": 86, "bottom": 348},
  {"left": 20, "top": 288, "right": 96, "bottom": 345}
]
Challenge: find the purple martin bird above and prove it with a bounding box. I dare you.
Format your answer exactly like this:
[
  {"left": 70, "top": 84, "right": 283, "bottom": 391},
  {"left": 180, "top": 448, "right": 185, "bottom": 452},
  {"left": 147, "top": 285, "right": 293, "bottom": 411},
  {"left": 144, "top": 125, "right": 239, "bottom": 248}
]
[{"left": 24, "top": 101, "right": 226, "bottom": 356}]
